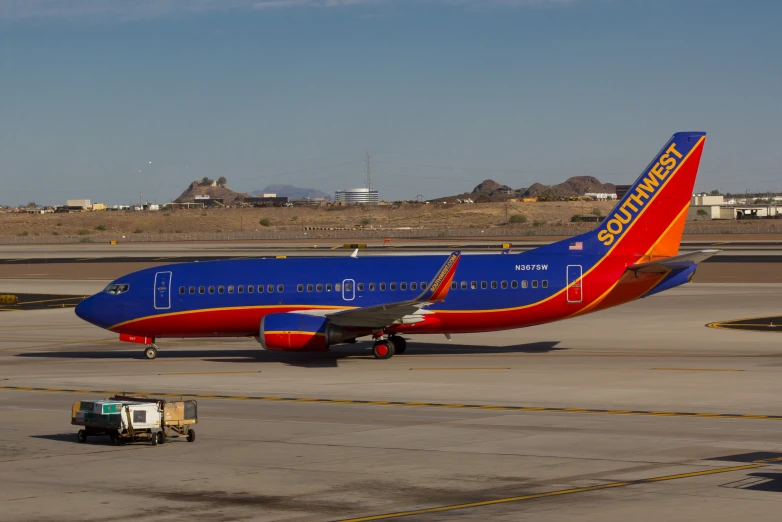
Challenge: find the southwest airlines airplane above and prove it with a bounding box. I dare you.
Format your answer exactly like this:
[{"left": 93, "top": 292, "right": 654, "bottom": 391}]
[{"left": 76, "top": 132, "right": 715, "bottom": 360}]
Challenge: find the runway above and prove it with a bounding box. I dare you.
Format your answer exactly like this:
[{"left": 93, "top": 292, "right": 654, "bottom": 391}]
[{"left": 2, "top": 280, "right": 782, "bottom": 521}]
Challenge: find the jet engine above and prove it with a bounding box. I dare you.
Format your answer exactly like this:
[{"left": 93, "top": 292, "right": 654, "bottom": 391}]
[{"left": 257, "top": 312, "right": 348, "bottom": 351}]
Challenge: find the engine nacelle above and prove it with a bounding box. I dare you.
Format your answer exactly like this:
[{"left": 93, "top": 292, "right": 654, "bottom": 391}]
[{"left": 257, "top": 313, "right": 347, "bottom": 352}]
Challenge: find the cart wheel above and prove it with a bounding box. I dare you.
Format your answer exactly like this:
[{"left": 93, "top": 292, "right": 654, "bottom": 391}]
[
  {"left": 157, "top": 431, "right": 166, "bottom": 445},
  {"left": 150, "top": 432, "right": 158, "bottom": 446},
  {"left": 186, "top": 429, "right": 196, "bottom": 442},
  {"left": 77, "top": 430, "right": 87, "bottom": 443}
]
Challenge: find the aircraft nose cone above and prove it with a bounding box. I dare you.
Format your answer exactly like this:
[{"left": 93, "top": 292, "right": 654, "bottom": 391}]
[{"left": 75, "top": 295, "right": 100, "bottom": 326}]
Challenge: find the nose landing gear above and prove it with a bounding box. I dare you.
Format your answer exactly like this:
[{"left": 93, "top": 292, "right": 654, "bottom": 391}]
[{"left": 144, "top": 344, "right": 159, "bottom": 360}]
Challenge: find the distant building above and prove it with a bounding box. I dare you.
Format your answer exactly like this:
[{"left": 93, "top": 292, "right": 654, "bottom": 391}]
[
  {"left": 334, "top": 188, "right": 378, "bottom": 205},
  {"left": 584, "top": 193, "right": 617, "bottom": 201},
  {"left": 66, "top": 199, "right": 91, "bottom": 209},
  {"left": 243, "top": 196, "right": 289, "bottom": 207}
]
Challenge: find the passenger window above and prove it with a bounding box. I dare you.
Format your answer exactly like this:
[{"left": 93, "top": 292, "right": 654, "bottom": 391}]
[
  {"left": 258, "top": 285, "right": 264, "bottom": 293},
  {"left": 532, "top": 280, "right": 539, "bottom": 288},
  {"left": 267, "top": 284, "right": 274, "bottom": 293},
  {"left": 411, "top": 282, "right": 417, "bottom": 291},
  {"left": 248, "top": 285, "right": 253, "bottom": 293},
  {"left": 461, "top": 281, "right": 467, "bottom": 290},
  {"left": 471, "top": 281, "right": 477, "bottom": 290},
  {"left": 522, "top": 281, "right": 528, "bottom": 289},
  {"left": 189, "top": 286, "right": 195, "bottom": 294},
  {"left": 179, "top": 286, "right": 185, "bottom": 295},
  {"left": 390, "top": 283, "right": 397, "bottom": 291},
  {"left": 481, "top": 281, "right": 487, "bottom": 290},
  {"left": 380, "top": 283, "right": 386, "bottom": 291},
  {"left": 451, "top": 281, "right": 457, "bottom": 290},
  {"left": 199, "top": 286, "right": 205, "bottom": 294},
  {"left": 501, "top": 281, "right": 508, "bottom": 289},
  {"left": 238, "top": 285, "right": 244, "bottom": 293},
  {"left": 307, "top": 284, "right": 313, "bottom": 292},
  {"left": 277, "top": 284, "right": 284, "bottom": 293},
  {"left": 345, "top": 282, "right": 353, "bottom": 292},
  {"left": 297, "top": 284, "right": 304, "bottom": 292},
  {"left": 335, "top": 283, "right": 341, "bottom": 291},
  {"left": 511, "top": 281, "right": 518, "bottom": 289},
  {"left": 218, "top": 286, "right": 224, "bottom": 294},
  {"left": 228, "top": 285, "right": 234, "bottom": 294},
  {"left": 491, "top": 281, "right": 497, "bottom": 289},
  {"left": 357, "top": 283, "right": 364, "bottom": 291},
  {"left": 400, "top": 282, "right": 407, "bottom": 291},
  {"left": 369, "top": 283, "right": 376, "bottom": 291},
  {"left": 316, "top": 284, "right": 323, "bottom": 292},
  {"left": 420, "top": 282, "right": 427, "bottom": 289},
  {"left": 326, "top": 284, "right": 332, "bottom": 292},
  {"left": 542, "top": 280, "right": 548, "bottom": 288},
  {"left": 208, "top": 286, "right": 215, "bottom": 294}
]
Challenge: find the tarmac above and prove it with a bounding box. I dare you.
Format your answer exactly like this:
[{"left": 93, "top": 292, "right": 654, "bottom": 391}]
[{"left": 1, "top": 247, "right": 782, "bottom": 521}]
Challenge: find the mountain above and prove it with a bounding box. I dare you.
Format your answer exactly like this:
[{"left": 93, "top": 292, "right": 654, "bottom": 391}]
[
  {"left": 174, "top": 180, "right": 249, "bottom": 205},
  {"left": 472, "top": 179, "right": 513, "bottom": 196},
  {"left": 254, "top": 185, "right": 329, "bottom": 200},
  {"left": 523, "top": 176, "right": 616, "bottom": 198}
]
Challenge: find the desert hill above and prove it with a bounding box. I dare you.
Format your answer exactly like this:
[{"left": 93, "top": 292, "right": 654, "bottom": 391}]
[
  {"left": 523, "top": 176, "right": 616, "bottom": 198},
  {"left": 175, "top": 180, "right": 249, "bottom": 206}
]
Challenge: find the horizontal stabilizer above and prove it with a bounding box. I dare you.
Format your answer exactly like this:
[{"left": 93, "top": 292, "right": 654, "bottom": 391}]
[{"left": 627, "top": 250, "right": 719, "bottom": 274}]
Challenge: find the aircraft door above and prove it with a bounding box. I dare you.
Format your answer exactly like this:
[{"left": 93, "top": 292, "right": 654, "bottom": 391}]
[
  {"left": 154, "top": 271, "right": 173, "bottom": 310},
  {"left": 342, "top": 279, "right": 355, "bottom": 301},
  {"left": 566, "top": 265, "right": 582, "bottom": 303}
]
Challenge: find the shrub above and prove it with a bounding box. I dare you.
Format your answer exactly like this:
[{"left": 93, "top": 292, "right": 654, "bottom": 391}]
[
  {"left": 79, "top": 237, "right": 92, "bottom": 243},
  {"left": 133, "top": 228, "right": 143, "bottom": 234},
  {"left": 163, "top": 212, "right": 170, "bottom": 217},
  {"left": 174, "top": 230, "right": 183, "bottom": 233},
  {"left": 571, "top": 215, "right": 583, "bottom": 222},
  {"left": 78, "top": 229, "right": 90, "bottom": 235},
  {"left": 509, "top": 214, "right": 527, "bottom": 224},
  {"left": 259, "top": 218, "right": 272, "bottom": 227},
  {"left": 52, "top": 231, "right": 59, "bottom": 236},
  {"left": 95, "top": 225, "right": 106, "bottom": 231},
  {"left": 532, "top": 219, "right": 546, "bottom": 227},
  {"left": 17, "top": 231, "right": 29, "bottom": 236},
  {"left": 360, "top": 218, "right": 371, "bottom": 226},
  {"left": 290, "top": 216, "right": 298, "bottom": 221}
]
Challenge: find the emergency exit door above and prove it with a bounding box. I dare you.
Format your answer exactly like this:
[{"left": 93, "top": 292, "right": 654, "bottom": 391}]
[
  {"left": 566, "top": 265, "right": 582, "bottom": 303},
  {"left": 154, "top": 271, "right": 172, "bottom": 310}
]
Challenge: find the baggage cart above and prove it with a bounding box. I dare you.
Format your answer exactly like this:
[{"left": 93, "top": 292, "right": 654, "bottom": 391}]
[
  {"left": 108, "top": 395, "right": 198, "bottom": 444},
  {"left": 71, "top": 400, "right": 162, "bottom": 445}
]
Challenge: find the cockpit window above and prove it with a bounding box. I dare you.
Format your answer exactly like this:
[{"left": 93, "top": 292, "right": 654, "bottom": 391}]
[{"left": 104, "top": 284, "right": 130, "bottom": 295}]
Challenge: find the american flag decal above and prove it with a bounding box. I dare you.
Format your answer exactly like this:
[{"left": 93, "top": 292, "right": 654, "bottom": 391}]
[{"left": 569, "top": 241, "right": 583, "bottom": 251}]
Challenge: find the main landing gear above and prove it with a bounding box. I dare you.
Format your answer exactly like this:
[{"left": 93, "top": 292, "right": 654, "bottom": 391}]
[
  {"left": 144, "top": 344, "right": 159, "bottom": 360},
  {"left": 372, "top": 336, "right": 407, "bottom": 359}
]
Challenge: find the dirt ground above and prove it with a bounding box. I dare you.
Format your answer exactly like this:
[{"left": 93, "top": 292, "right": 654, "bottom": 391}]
[
  {"left": 0, "top": 201, "right": 618, "bottom": 239},
  {"left": 3, "top": 202, "right": 781, "bottom": 241}
]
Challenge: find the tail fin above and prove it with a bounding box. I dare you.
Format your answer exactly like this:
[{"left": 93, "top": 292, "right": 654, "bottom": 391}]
[{"left": 573, "top": 131, "right": 706, "bottom": 260}]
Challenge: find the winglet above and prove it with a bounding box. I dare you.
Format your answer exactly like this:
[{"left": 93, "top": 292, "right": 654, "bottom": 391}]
[{"left": 416, "top": 251, "right": 461, "bottom": 303}]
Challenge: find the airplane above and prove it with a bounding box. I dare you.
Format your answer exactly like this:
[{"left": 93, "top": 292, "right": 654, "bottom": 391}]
[{"left": 76, "top": 131, "right": 714, "bottom": 360}]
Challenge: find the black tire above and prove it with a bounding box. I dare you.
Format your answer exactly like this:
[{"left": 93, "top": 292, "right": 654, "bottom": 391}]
[
  {"left": 372, "top": 340, "right": 395, "bottom": 360},
  {"left": 157, "top": 431, "right": 166, "bottom": 445},
  {"left": 110, "top": 433, "right": 121, "bottom": 446},
  {"left": 389, "top": 336, "right": 407, "bottom": 354},
  {"left": 77, "top": 430, "right": 87, "bottom": 443},
  {"left": 186, "top": 429, "right": 196, "bottom": 442},
  {"left": 144, "top": 346, "right": 158, "bottom": 360},
  {"left": 150, "top": 432, "right": 158, "bottom": 446}
]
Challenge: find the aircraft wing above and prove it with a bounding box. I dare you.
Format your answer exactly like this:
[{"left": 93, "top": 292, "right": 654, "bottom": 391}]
[
  {"left": 626, "top": 249, "right": 719, "bottom": 274},
  {"left": 324, "top": 251, "right": 461, "bottom": 329}
]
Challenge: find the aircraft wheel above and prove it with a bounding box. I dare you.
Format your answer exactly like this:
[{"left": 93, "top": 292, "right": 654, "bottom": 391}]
[
  {"left": 144, "top": 345, "right": 158, "bottom": 360},
  {"left": 372, "top": 340, "right": 395, "bottom": 360},
  {"left": 389, "top": 336, "right": 407, "bottom": 354}
]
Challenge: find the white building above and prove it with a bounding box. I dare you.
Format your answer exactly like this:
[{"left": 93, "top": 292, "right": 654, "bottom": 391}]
[
  {"left": 66, "top": 199, "right": 91, "bottom": 209},
  {"left": 584, "top": 193, "right": 617, "bottom": 201},
  {"left": 334, "top": 188, "right": 379, "bottom": 205}
]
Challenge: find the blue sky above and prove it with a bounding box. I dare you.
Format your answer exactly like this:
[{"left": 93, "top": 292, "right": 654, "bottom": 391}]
[{"left": 1, "top": 0, "right": 780, "bottom": 206}]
